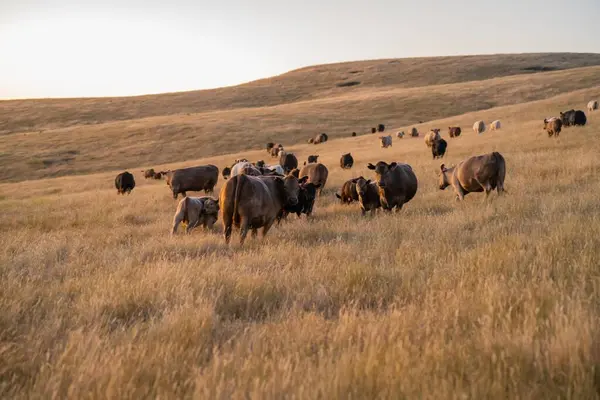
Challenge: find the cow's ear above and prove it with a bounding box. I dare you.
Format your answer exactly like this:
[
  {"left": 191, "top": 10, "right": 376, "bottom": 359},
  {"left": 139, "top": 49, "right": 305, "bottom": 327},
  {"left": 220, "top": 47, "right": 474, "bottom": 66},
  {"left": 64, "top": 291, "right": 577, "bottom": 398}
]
[
  {"left": 299, "top": 176, "right": 309, "bottom": 184},
  {"left": 367, "top": 163, "right": 376, "bottom": 170},
  {"left": 389, "top": 162, "right": 397, "bottom": 169}
]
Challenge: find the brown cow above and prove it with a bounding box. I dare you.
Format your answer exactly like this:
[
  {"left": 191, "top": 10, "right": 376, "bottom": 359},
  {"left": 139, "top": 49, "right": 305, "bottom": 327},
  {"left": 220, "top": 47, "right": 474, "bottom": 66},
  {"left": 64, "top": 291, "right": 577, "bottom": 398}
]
[
  {"left": 448, "top": 127, "right": 461, "bottom": 138},
  {"left": 142, "top": 168, "right": 156, "bottom": 179},
  {"left": 219, "top": 174, "right": 301, "bottom": 245},
  {"left": 270, "top": 144, "right": 284, "bottom": 158},
  {"left": 299, "top": 162, "right": 328, "bottom": 196},
  {"left": 335, "top": 177, "right": 362, "bottom": 204},
  {"left": 355, "top": 178, "right": 381, "bottom": 216},
  {"left": 438, "top": 152, "right": 506, "bottom": 201},
  {"left": 367, "top": 162, "right": 418, "bottom": 211},
  {"left": 165, "top": 165, "right": 219, "bottom": 199},
  {"left": 279, "top": 152, "right": 299, "bottom": 174},
  {"left": 340, "top": 153, "right": 354, "bottom": 169},
  {"left": 543, "top": 117, "right": 562, "bottom": 138},
  {"left": 171, "top": 196, "right": 219, "bottom": 234}
]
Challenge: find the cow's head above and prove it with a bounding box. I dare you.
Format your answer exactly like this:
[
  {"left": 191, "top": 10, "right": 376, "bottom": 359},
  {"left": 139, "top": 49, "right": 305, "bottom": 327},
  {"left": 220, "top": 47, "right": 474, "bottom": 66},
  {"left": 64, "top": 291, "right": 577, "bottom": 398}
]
[
  {"left": 299, "top": 176, "right": 320, "bottom": 211},
  {"left": 367, "top": 161, "right": 397, "bottom": 189},
  {"left": 438, "top": 164, "right": 453, "bottom": 190},
  {"left": 203, "top": 198, "right": 220, "bottom": 215},
  {"left": 355, "top": 178, "right": 371, "bottom": 198},
  {"left": 276, "top": 175, "right": 302, "bottom": 206}
]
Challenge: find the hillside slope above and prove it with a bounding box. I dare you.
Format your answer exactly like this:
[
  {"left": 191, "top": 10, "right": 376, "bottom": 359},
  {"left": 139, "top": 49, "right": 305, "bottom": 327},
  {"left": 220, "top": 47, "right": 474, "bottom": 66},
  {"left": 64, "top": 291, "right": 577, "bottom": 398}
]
[
  {"left": 1, "top": 53, "right": 600, "bottom": 134},
  {"left": 1, "top": 63, "right": 599, "bottom": 182}
]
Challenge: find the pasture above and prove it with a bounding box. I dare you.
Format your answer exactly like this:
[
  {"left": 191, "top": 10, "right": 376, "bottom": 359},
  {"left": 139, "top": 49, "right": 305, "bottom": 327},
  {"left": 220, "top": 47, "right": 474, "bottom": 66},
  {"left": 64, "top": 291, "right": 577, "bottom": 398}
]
[{"left": 1, "top": 54, "right": 600, "bottom": 398}]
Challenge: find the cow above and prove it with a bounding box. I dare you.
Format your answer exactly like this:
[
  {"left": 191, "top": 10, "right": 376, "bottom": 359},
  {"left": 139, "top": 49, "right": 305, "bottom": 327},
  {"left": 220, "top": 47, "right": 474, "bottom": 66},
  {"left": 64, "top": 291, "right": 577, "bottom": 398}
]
[
  {"left": 142, "top": 168, "right": 156, "bottom": 179},
  {"left": 438, "top": 152, "right": 506, "bottom": 201},
  {"left": 379, "top": 135, "right": 392, "bottom": 148},
  {"left": 352, "top": 132, "right": 357, "bottom": 137},
  {"left": 279, "top": 152, "right": 299, "bottom": 174},
  {"left": 355, "top": 178, "right": 381, "bottom": 216},
  {"left": 266, "top": 142, "right": 275, "bottom": 153},
  {"left": 410, "top": 127, "right": 419, "bottom": 137},
  {"left": 299, "top": 162, "right": 328, "bottom": 196},
  {"left": 219, "top": 174, "right": 301, "bottom": 245},
  {"left": 255, "top": 160, "right": 266, "bottom": 168},
  {"left": 543, "top": 117, "right": 562, "bottom": 138},
  {"left": 222, "top": 167, "right": 232, "bottom": 180},
  {"left": 473, "top": 120, "right": 486, "bottom": 134},
  {"left": 396, "top": 131, "right": 405, "bottom": 138},
  {"left": 165, "top": 165, "right": 219, "bottom": 199},
  {"left": 335, "top": 177, "right": 362, "bottom": 204},
  {"left": 270, "top": 144, "right": 284, "bottom": 158},
  {"left": 367, "top": 162, "right": 418, "bottom": 211},
  {"left": 587, "top": 100, "right": 598, "bottom": 112},
  {"left": 279, "top": 177, "right": 321, "bottom": 219},
  {"left": 115, "top": 171, "right": 135, "bottom": 195},
  {"left": 424, "top": 130, "right": 441, "bottom": 147},
  {"left": 371, "top": 127, "right": 377, "bottom": 134},
  {"left": 560, "top": 109, "right": 587, "bottom": 127},
  {"left": 432, "top": 138, "right": 447, "bottom": 159},
  {"left": 313, "top": 133, "right": 328, "bottom": 144},
  {"left": 231, "top": 162, "right": 261, "bottom": 178},
  {"left": 448, "top": 126, "right": 461, "bottom": 138},
  {"left": 171, "top": 196, "right": 220, "bottom": 234},
  {"left": 303, "top": 155, "right": 319, "bottom": 165},
  {"left": 490, "top": 120, "right": 501, "bottom": 131},
  {"left": 340, "top": 153, "right": 354, "bottom": 169},
  {"left": 377, "top": 124, "right": 385, "bottom": 132}
]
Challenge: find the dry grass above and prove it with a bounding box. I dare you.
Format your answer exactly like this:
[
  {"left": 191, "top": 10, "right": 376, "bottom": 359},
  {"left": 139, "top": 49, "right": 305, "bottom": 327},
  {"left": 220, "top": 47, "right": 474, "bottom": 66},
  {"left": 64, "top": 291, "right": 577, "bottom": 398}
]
[
  {"left": 2, "top": 53, "right": 600, "bottom": 182},
  {"left": 1, "top": 78, "right": 600, "bottom": 398}
]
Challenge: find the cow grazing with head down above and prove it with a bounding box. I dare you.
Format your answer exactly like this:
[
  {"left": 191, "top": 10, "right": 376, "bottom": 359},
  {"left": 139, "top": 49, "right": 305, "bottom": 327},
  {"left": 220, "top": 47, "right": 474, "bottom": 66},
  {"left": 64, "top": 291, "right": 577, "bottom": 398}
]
[
  {"left": 142, "top": 169, "right": 156, "bottom": 179},
  {"left": 410, "top": 127, "right": 419, "bottom": 137},
  {"left": 115, "top": 171, "right": 135, "bottom": 195},
  {"left": 336, "top": 177, "right": 362, "bottom": 204},
  {"left": 543, "top": 117, "right": 562, "bottom": 137},
  {"left": 340, "top": 153, "right": 354, "bottom": 169},
  {"left": 473, "top": 120, "right": 486, "bottom": 134},
  {"left": 299, "top": 162, "right": 328, "bottom": 196},
  {"left": 438, "top": 152, "right": 506, "bottom": 201},
  {"left": 560, "top": 109, "right": 587, "bottom": 127},
  {"left": 448, "top": 127, "right": 461, "bottom": 138},
  {"left": 588, "top": 100, "right": 598, "bottom": 112},
  {"left": 396, "top": 131, "right": 405, "bottom": 138},
  {"left": 424, "top": 130, "right": 441, "bottom": 147},
  {"left": 219, "top": 174, "right": 301, "bottom": 245},
  {"left": 432, "top": 138, "right": 447, "bottom": 159},
  {"left": 490, "top": 120, "right": 501, "bottom": 131},
  {"left": 171, "top": 196, "right": 220, "bottom": 234},
  {"left": 164, "top": 165, "right": 219, "bottom": 199},
  {"left": 379, "top": 135, "right": 392, "bottom": 148},
  {"left": 355, "top": 177, "right": 381, "bottom": 216},
  {"left": 304, "top": 155, "right": 319, "bottom": 165},
  {"left": 367, "top": 161, "right": 418, "bottom": 211}
]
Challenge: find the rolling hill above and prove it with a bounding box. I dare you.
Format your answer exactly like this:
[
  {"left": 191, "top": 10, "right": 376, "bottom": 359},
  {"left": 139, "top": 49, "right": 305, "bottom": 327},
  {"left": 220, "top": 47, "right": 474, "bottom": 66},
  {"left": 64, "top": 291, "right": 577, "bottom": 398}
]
[{"left": 1, "top": 52, "right": 600, "bottom": 182}]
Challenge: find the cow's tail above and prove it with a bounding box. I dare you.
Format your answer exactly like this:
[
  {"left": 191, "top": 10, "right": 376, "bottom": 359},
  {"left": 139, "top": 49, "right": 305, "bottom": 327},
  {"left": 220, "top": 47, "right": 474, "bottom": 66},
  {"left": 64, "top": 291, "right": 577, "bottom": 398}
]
[
  {"left": 493, "top": 152, "right": 507, "bottom": 194},
  {"left": 233, "top": 174, "right": 246, "bottom": 224}
]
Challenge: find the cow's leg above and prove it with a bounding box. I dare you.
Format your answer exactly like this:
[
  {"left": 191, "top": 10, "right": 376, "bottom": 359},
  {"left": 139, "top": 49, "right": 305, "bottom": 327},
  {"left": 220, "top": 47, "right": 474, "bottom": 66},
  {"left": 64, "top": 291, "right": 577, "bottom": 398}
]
[
  {"left": 224, "top": 223, "right": 233, "bottom": 244},
  {"left": 251, "top": 228, "right": 258, "bottom": 238},
  {"left": 261, "top": 219, "right": 275, "bottom": 239},
  {"left": 361, "top": 207, "right": 366, "bottom": 216},
  {"left": 239, "top": 216, "right": 250, "bottom": 245},
  {"left": 186, "top": 215, "right": 199, "bottom": 234},
  {"left": 453, "top": 184, "right": 465, "bottom": 201},
  {"left": 181, "top": 191, "right": 187, "bottom": 198}
]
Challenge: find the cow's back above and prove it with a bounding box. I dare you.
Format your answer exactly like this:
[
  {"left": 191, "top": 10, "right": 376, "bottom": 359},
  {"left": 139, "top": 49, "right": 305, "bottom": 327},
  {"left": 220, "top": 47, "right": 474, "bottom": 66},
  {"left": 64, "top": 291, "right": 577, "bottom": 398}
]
[
  {"left": 299, "top": 163, "right": 328, "bottom": 186},
  {"left": 171, "top": 165, "right": 218, "bottom": 191},
  {"left": 456, "top": 152, "right": 505, "bottom": 191}
]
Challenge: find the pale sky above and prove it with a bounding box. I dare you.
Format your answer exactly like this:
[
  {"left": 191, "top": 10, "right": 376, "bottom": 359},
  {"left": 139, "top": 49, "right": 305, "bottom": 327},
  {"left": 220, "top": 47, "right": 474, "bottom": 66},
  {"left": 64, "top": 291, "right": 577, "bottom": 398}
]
[{"left": 0, "top": 0, "right": 598, "bottom": 99}]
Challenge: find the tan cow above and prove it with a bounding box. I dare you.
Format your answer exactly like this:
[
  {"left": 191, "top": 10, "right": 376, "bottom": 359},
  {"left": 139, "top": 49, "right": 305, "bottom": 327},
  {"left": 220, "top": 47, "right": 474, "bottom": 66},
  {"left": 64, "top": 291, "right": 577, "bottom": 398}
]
[
  {"left": 219, "top": 174, "right": 301, "bottom": 245},
  {"left": 438, "top": 152, "right": 506, "bottom": 201},
  {"left": 587, "top": 100, "right": 598, "bottom": 112},
  {"left": 298, "top": 162, "right": 329, "bottom": 196},
  {"left": 171, "top": 196, "right": 219, "bottom": 234},
  {"left": 490, "top": 120, "right": 501, "bottom": 131},
  {"left": 473, "top": 120, "right": 486, "bottom": 134},
  {"left": 543, "top": 117, "right": 562, "bottom": 138},
  {"left": 424, "top": 129, "right": 441, "bottom": 147}
]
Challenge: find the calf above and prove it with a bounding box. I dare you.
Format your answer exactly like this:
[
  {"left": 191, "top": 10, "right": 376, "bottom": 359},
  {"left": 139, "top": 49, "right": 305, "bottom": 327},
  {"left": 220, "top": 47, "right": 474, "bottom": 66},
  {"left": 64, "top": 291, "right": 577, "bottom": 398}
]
[
  {"left": 171, "top": 196, "right": 219, "bottom": 234},
  {"left": 355, "top": 178, "right": 380, "bottom": 216},
  {"left": 280, "top": 177, "right": 321, "bottom": 219},
  {"left": 335, "top": 177, "right": 362, "bottom": 204}
]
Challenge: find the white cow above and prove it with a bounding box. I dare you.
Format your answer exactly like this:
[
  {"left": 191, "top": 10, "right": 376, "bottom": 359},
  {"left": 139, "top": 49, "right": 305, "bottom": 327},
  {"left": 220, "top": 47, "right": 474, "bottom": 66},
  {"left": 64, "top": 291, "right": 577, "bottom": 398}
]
[
  {"left": 588, "top": 100, "right": 598, "bottom": 112},
  {"left": 490, "top": 120, "right": 501, "bottom": 131}
]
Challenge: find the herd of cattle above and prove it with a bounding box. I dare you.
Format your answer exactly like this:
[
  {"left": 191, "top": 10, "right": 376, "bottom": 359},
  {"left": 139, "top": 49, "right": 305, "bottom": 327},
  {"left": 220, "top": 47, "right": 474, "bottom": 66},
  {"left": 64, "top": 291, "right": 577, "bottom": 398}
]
[{"left": 113, "top": 102, "right": 596, "bottom": 245}]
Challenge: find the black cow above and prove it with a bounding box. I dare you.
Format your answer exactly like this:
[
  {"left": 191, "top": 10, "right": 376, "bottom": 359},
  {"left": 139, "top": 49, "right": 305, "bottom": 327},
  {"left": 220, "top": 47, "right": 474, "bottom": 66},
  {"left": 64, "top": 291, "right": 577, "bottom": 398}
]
[
  {"left": 432, "top": 138, "right": 447, "bottom": 159},
  {"left": 279, "top": 178, "right": 321, "bottom": 219},
  {"left": 560, "top": 109, "right": 587, "bottom": 127},
  {"left": 377, "top": 124, "right": 385, "bottom": 132},
  {"left": 222, "top": 167, "right": 232, "bottom": 180},
  {"left": 340, "top": 153, "right": 354, "bottom": 169},
  {"left": 115, "top": 171, "right": 135, "bottom": 195}
]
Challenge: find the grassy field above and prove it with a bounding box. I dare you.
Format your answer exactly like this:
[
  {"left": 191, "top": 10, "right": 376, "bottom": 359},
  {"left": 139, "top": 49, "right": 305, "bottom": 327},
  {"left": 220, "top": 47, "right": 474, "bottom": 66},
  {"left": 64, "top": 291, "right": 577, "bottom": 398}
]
[{"left": 2, "top": 62, "right": 600, "bottom": 398}]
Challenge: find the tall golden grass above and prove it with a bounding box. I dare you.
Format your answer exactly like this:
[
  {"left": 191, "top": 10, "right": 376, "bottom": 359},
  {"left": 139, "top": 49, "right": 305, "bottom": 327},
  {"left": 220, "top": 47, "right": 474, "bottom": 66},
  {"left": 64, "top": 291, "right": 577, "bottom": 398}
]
[{"left": 1, "top": 78, "right": 600, "bottom": 398}]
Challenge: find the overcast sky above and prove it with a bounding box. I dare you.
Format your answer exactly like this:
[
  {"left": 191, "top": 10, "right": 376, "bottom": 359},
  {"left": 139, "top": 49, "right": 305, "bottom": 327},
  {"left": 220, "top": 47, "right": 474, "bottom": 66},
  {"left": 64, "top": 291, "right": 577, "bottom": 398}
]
[{"left": 0, "top": 0, "right": 598, "bottom": 99}]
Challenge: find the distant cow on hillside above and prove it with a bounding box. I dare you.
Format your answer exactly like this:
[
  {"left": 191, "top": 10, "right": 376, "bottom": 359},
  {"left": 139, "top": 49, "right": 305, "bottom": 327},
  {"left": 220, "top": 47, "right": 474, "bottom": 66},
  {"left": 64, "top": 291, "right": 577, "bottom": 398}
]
[
  {"left": 490, "top": 120, "right": 501, "bottom": 131},
  {"left": 396, "top": 131, "right": 405, "bottom": 138},
  {"left": 340, "top": 153, "right": 354, "bottom": 169},
  {"left": 473, "top": 120, "right": 486, "bottom": 134},
  {"left": 379, "top": 135, "right": 392, "bottom": 148},
  {"left": 560, "top": 109, "right": 587, "bottom": 127},
  {"left": 448, "top": 126, "right": 461, "bottom": 138},
  {"left": 377, "top": 124, "right": 385, "bottom": 132},
  {"left": 587, "top": 100, "right": 598, "bottom": 112},
  {"left": 115, "top": 171, "right": 135, "bottom": 195},
  {"left": 424, "top": 130, "right": 441, "bottom": 147},
  {"left": 543, "top": 117, "right": 562, "bottom": 138},
  {"left": 410, "top": 127, "right": 419, "bottom": 137}
]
